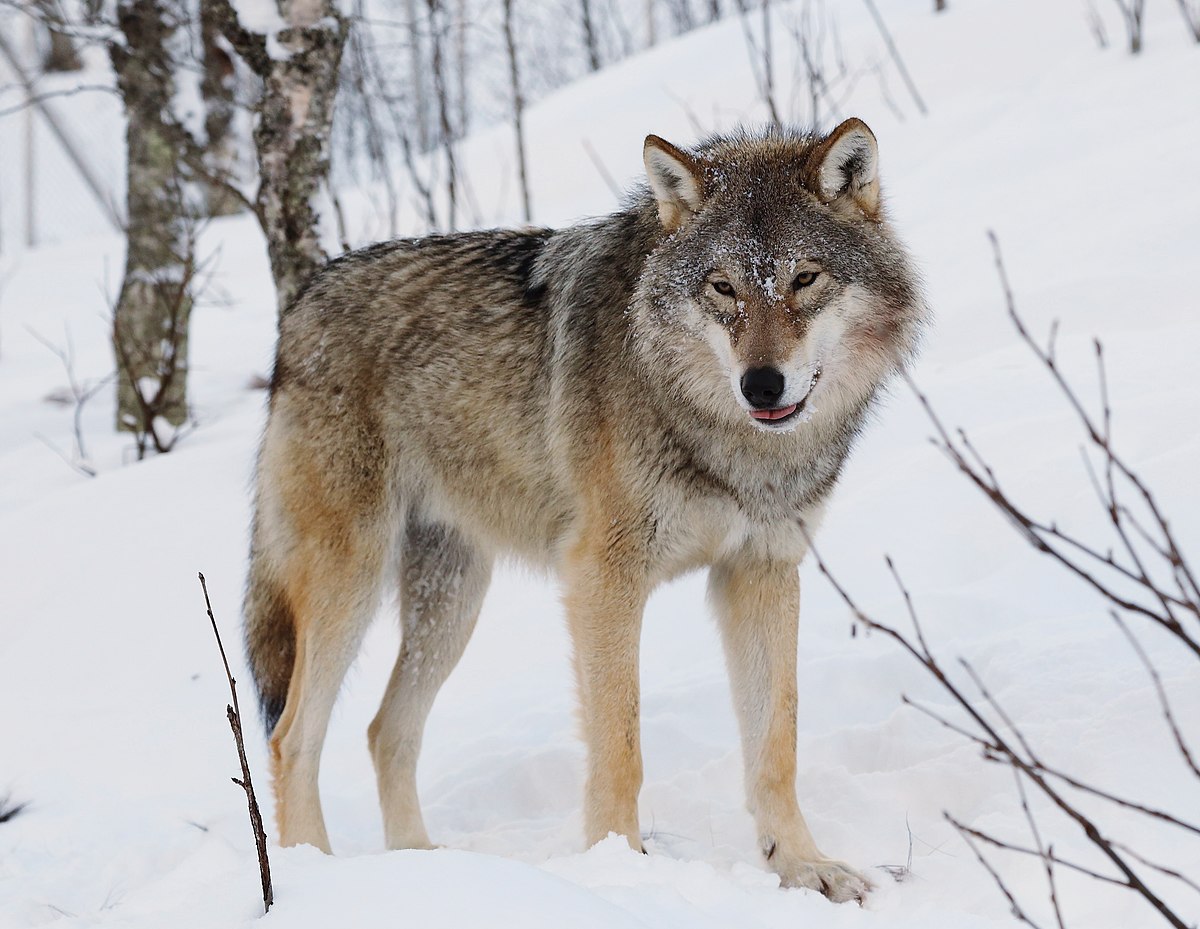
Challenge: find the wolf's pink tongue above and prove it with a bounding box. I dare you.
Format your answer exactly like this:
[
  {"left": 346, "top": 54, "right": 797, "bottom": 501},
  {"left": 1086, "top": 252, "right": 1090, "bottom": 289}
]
[{"left": 750, "top": 404, "right": 798, "bottom": 421}]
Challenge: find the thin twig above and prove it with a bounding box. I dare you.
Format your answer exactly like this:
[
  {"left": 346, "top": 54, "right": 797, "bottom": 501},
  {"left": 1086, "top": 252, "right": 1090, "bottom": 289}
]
[
  {"left": 859, "top": 0, "right": 927, "bottom": 115},
  {"left": 198, "top": 573, "right": 273, "bottom": 913}
]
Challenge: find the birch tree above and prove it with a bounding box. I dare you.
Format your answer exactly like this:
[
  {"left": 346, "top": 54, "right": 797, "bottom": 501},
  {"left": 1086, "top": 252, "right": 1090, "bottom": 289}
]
[
  {"left": 110, "top": 0, "right": 194, "bottom": 441},
  {"left": 206, "top": 0, "right": 349, "bottom": 312}
]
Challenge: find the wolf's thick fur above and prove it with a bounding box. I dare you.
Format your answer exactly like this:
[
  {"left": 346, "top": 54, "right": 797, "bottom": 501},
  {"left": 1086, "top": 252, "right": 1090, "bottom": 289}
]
[{"left": 245, "top": 119, "right": 925, "bottom": 902}]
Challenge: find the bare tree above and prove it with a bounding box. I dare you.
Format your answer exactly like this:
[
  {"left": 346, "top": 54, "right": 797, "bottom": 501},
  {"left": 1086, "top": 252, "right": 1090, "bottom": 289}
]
[
  {"left": 860, "top": 0, "right": 927, "bottom": 115},
  {"left": 427, "top": 0, "right": 457, "bottom": 230},
  {"left": 808, "top": 234, "right": 1199, "bottom": 929},
  {"left": 1086, "top": 0, "right": 1110, "bottom": 49},
  {"left": 339, "top": 0, "right": 402, "bottom": 236},
  {"left": 1113, "top": 0, "right": 1146, "bottom": 52},
  {"left": 403, "top": 0, "right": 431, "bottom": 150},
  {"left": 786, "top": 0, "right": 850, "bottom": 130},
  {"left": 664, "top": 0, "right": 694, "bottom": 32},
  {"left": 206, "top": 0, "right": 349, "bottom": 312},
  {"left": 502, "top": 0, "right": 532, "bottom": 222},
  {"left": 934, "top": 0, "right": 946, "bottom": 11},
  {"left": 739, "top": 0, "right": 780, "bottom": 128},
  {"left": 111, "top": 213, "right": 203, "bottom": 457},
  {"left": 109, "top": 0, "right": 195, "bottom": 440},
  {"left": 1176, "top": 0, "right": 1200, "bottom": 41},
  {"left": 454, "top": 0, "right": 469, "bottom": 137},
  {"left": 580, "top": 0, "right": 601, "bottom": 70}
]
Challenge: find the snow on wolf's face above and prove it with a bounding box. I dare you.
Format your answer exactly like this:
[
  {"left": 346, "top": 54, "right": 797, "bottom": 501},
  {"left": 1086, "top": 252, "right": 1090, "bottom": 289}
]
[{"left": 635, "top": 122, "right": 926, "bottom": 432}]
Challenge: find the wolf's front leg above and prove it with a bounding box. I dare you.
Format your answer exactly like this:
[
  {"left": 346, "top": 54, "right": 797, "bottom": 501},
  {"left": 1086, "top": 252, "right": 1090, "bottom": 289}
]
[
  {"left": 563, "top": 518, "right": 651, "bottom": 853},
  {"left": 709, "top": 557, "right": 870, "bottom": 903}
]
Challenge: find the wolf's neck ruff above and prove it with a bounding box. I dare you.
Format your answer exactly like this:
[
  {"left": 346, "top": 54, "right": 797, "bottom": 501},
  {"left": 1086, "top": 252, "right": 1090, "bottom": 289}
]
[{"left": 245, "top": 120, "right": 927, "bottom": 905}]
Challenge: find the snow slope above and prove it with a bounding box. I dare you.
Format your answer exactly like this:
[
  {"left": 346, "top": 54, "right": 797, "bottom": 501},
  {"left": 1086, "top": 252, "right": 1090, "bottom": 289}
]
[{"left": 2, "top": 2, "right": 1199, "bottom": 927}]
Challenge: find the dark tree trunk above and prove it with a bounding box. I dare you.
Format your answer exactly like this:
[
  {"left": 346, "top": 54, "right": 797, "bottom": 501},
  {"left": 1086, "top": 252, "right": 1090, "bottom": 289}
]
[
  {"left": 580, "top": 0, "right": 601, "bottom": 70},
  {"left": 110, "top": 0, "right": 192, "bottom": 441}
]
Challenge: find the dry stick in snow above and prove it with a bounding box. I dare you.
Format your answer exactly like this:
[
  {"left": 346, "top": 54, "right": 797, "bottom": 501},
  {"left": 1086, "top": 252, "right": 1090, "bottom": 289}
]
[
  {"left": 198, "top": 573, "right": 273, "bottom": 914},
  {"left": 27, "top": 324, "right": 111, "bottom": 477},
  {"left": 859, "top": 0, "right": 927, "bottom": 115}
]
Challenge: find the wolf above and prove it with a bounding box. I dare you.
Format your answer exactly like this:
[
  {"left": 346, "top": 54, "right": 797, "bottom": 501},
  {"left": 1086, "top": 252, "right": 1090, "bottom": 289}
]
[{"left": 244, "top": 118, "right": 926, "bottom": 903}]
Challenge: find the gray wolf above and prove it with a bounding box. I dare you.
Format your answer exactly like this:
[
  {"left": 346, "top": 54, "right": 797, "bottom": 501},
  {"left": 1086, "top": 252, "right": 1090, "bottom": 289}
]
[{"left": 244, "top": 118, "right": 926, "bottom": 903}]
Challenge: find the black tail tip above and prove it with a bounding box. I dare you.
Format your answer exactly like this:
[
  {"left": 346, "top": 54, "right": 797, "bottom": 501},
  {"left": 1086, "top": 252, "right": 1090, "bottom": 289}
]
[{"left": 261, "top": 695, "right": 285, "bottom": 736}]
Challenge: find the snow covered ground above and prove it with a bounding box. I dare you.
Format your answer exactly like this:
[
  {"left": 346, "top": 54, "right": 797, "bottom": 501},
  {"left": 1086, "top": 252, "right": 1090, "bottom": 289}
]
[{"left": 2, "top": 1, "right": 1199, "bottom": 927}]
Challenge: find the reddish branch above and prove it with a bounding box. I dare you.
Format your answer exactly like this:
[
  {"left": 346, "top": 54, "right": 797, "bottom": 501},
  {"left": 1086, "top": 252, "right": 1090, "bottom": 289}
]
[{"left": 798, "top": 232, "right": 1198, "bottom": 928}]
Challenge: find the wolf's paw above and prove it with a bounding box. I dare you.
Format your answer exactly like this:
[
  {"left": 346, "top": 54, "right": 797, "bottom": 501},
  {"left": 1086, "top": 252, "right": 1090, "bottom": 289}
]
[{"left": 778, "top": 858, "right": 871, "bottom": 904}]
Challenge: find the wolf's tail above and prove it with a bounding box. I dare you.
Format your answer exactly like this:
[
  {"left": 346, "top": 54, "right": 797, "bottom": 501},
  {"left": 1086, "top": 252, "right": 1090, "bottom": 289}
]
[{"left": 244, "top": 524, "right": 296, "bottom": 735}]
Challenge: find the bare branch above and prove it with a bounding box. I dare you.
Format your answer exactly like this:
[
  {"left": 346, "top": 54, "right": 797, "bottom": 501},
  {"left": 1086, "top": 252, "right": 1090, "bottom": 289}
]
[{"left": 198, "top": 573, "right": 273, "bottom": 913}]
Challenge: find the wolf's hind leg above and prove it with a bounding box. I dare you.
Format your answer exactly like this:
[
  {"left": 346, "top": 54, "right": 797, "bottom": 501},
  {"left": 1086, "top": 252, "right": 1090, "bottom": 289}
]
[
  {"left": 252, "top": 399, "right": 395, "bottom": 853},
  {"left": 369, "top": 519, "right": 492, "bottom": 850},
  {"left": 709, "top": 557, "right": 869, "bottom": 904},
  {"left": 266, "top": 506, "right": 391, "bottom": 853}
]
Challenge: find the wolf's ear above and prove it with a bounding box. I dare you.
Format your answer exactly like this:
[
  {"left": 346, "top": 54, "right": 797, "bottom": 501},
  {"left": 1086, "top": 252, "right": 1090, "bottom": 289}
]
[
  {"left": 809, "top": 118, "right": 881, "bottom": 219},
  {"left": 644, "top": 135, "right": 705, "bottom": 231}
]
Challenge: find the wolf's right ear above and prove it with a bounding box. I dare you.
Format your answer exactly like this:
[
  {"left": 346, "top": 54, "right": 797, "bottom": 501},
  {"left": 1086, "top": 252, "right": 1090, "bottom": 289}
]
[{"left": 644, "top": 135, "right": 705, "bottom": 231}]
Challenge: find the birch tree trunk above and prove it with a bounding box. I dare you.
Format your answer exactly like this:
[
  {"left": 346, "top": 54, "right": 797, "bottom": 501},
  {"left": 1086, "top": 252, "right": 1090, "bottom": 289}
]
[
  {"left": 207, "top": 0, "right": 348, "bottom": 313},
  {"left": 256, "top": 0, "right": 348, "bottom": 311},
  {"left": 110, "top": 0, "right": 192, "bottom": 438}
]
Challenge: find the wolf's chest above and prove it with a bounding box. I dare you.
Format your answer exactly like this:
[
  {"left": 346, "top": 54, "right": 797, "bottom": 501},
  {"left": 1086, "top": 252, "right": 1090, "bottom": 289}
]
[{"left": 652, "top": 473, "right": 817, "bottom": 576}]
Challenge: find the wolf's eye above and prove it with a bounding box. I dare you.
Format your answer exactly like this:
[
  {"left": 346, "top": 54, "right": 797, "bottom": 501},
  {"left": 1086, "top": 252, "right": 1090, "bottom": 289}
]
[
  {"left": 711, "top": 280, "right": 736, "bottom": 298},
  {"left": 792, "top": 271, "right": 820, "bottom": 289}
]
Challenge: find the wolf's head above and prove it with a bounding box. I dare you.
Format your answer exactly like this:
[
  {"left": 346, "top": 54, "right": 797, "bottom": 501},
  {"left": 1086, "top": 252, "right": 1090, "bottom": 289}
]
[{"left": 631, "top": 120, "right": 926, "bottom": 433}]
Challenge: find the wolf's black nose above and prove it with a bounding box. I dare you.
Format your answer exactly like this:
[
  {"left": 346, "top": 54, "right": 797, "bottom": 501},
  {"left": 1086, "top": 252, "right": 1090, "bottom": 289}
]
[{"left": 741, "top": 367, "right": 785, "bottom": 408}]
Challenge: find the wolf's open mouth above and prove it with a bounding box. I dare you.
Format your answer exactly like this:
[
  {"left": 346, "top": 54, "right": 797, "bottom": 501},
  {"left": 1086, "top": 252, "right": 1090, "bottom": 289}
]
[{"left": 748, "top": 366, "right": 822, "bottom": 428}]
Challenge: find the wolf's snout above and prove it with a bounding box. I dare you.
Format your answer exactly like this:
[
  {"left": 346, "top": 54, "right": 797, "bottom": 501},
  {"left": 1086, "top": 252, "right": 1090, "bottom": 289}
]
[{"left": 740, "top": 367, "right": 785, "bottom": 409}]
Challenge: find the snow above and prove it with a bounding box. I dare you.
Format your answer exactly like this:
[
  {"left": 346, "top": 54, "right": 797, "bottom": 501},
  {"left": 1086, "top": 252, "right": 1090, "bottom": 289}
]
[{"left": 2, "top": 1, "right": 1200, "bottom": 928}]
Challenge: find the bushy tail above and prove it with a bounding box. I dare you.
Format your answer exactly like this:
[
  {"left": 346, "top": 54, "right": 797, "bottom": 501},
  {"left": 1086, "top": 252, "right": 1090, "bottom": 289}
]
[{"left": 244, "top": 535, "right": 296, "bottom": 735}]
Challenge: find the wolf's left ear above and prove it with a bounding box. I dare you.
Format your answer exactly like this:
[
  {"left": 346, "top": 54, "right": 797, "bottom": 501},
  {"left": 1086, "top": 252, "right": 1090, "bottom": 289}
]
[
  {"left": 809, "top": 118, "right": 881, "bottom": 219},
  {"left": 644, "top": 135, "right": 705, "bottom": 231}
]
